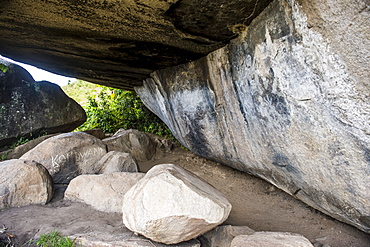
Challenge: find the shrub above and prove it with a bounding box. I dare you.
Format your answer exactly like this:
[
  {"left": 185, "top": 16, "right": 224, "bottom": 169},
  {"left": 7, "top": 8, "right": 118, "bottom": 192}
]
[
  {"left": 0, "top": 63, "right": 10, "bottom": 73},
  {"left": 75, "top": 86, "right": 174, "bottom": 139}
]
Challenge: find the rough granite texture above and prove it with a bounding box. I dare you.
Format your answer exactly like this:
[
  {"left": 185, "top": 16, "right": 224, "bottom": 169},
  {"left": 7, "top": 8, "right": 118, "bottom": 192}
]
[
  {"left": 0, "top": 159, "right": 54, "bottom": 208},
  {"left": 122, "top": 164, "right": 232, "bottom": 244},
  {"left": 20, "top": 132, "right": 107, "bottom": 183},
  {"left": 0, "top": 58, "right": 86, "bottom": 147},
  {"left": 65, "top": 173, "right": 145, "bottom": 213},
  {"left": 136, "top": 0, "right": 370, "bottom": 233}
]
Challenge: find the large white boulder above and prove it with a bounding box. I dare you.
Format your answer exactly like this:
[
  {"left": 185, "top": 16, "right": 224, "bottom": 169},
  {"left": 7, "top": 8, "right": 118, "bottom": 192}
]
[
  {"left": 65, "top": 172, "right": 145, "bottom": 213},
  {"left": 0, "top": 159, "right": 53, "bottom": 208},
  {"left": 122, "top": 164, "right": 232, "bottom": 244},
  {"left": 20, "top": 132, "right": 107, "bottom": 183}
]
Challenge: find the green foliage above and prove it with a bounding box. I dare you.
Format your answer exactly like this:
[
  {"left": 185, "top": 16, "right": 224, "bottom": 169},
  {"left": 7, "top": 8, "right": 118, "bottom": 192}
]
[
  {"left": 0, "top": 154, "right": 6, "bottom": 161},
  {"left": 62, "top": 80, "right": 103, "bottom": 106},
  {"left": 0, "top": 106, "right": 6, "bottom": 114},
  {"left": 0, "top": 64, "right": 10, "bottom": 73},
  {"left": 36, "top": 231, "right": 77, "bottom": 247},
  {"left": 9, "top": 137, "right": 30, "bottom": 149},
  {"left": 74, "top": 83, "right": 174, "bottom": 139}
]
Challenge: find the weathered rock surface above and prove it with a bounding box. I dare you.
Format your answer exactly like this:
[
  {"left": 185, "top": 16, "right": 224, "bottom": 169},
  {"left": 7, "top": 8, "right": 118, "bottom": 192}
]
[
  {"left": 65, "top": 173, "right": 145, "bottom": 213},
  {"left": 199, "top": 225, "right": 255, "bottom": 247},
  {"left": 136, "top": 0, "right": 370, "bottom": 233},
  {"left": 71, "top": 232, "right": 201, "bottom": 247},
  {"left": 94, "top": 151, "right": 138, "bottom": 174},
  {"left": 0, "top": 159, "right": 53, "bottom": 208},
  {"left": 122, "top": 164, "right": 232, "bottom": 244},
  {"left": 0, "top": 0, "right": 271, "bottom": 89},
  {"left": 83, "top": 129, "right": 106, "bottom": 139},
  {"left": 103, "top": 129, "right": 157, "bottom": 162},
  {"left": 231, "top": 232, "right": 314, "bottom": 247},
  {"left": 20, "top": 132, "right": 107, "bottom": 183},
  {"left": 0, "top": 58, "right": 86, "bottom": 148}
]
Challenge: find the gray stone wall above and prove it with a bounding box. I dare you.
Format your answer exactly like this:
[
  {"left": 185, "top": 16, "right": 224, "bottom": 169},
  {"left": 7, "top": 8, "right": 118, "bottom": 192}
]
[{"left": 136, "top": 0, "right": 370, "bottom": 233}]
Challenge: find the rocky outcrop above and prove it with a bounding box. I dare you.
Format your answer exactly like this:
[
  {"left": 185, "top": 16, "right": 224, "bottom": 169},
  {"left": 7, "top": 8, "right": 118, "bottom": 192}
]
[
  {"left": 231, "top": 232, "right": 314, "bottom": 247},
  {"left": 0, "top": 0, "right": 271, "bottom": 89},
  {"left": 20, "top": 132, "right": 107, "bottom": 183},
  {"left": 122, "top": 164, "right": 232, "bottom": 244},
  {"left": 1, "top": 0, "right": 368, "bottom": 238},
  {"left": 136, "top": 0, "right": 370, "bottom": 233},
  {"left": 0, "top": 58, "right": 86, "bottom": 148},
  {"left": 0, "top": 159, "right": 53, "bottom": 208},
  {"left": 65, "top": 173, "right": 145, "bottom": 213}
]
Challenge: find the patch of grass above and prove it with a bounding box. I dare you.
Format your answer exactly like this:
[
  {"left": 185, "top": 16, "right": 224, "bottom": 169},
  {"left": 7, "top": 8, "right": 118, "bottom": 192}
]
[
  {"left": 0, "top": 154, "right": 6, "bottom": 161},
  {"left": 36, "top": 231, "right": 77, "bottom": 247},
  {"left": 9, "top": 137, "right": 30, "bottom": 149}
]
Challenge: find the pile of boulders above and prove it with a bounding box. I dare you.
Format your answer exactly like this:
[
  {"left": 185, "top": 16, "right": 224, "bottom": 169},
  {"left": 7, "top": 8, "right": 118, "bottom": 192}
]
[
  {"left": 0, "top": 129, "right": 314, "bottom": 246},
  {"left": 0, "top": 129, "right": 151, "bottom": 208}
]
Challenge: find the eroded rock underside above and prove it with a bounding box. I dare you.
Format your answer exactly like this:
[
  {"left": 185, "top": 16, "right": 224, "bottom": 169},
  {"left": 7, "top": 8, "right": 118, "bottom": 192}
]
[
  {"left": 0, "top": 0, "right": 271, "bottom": 90},
  {"left": 0, "top": 0, "right": 369, "bottom": 235}
]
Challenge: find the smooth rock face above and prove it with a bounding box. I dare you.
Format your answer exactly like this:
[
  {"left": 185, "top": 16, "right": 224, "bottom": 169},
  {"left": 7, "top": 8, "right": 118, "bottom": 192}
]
[
  {"left": 103, "top": 129, "right": 157, "bottom": 162},
  {"left": 0, "top": 159, "right": 53, "bottom": 208},
  {"left": 231, "top": 232, "right": 314, "bottom": 247},
  {"left": 20, "top": 132, "right": 107, "bottom": 183},
  {"left": 65, "top": 173, "right": 145, "bottom": 213},
  {"left": 0, "top": 0, "right": 271, "bottom": 89},
  {"left": 199, "top": 225, "right": 255, "bottom": 247},
  {"left": 136, "top": 0, "right": 370, "bottom": 233},
  {"left": 0, "top": 58, "right": 86, "bottom": 148},
  {"left": 122, "top": 164, "right": 232, "bottom": 244},
  {"left": 95, "top": 151, "right": 138, "bottom": 174}
]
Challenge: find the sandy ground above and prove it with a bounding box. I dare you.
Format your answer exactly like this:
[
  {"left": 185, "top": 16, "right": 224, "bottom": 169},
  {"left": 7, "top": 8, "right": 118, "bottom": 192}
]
[{"left": 1, "top": 145, "right": 369, "bottom": 246}]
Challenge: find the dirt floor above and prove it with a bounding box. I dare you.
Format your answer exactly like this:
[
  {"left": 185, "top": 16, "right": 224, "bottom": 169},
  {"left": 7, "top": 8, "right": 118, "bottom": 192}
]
[{"left": 1, "top": 145, "right": 369, "bottom": 246}]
